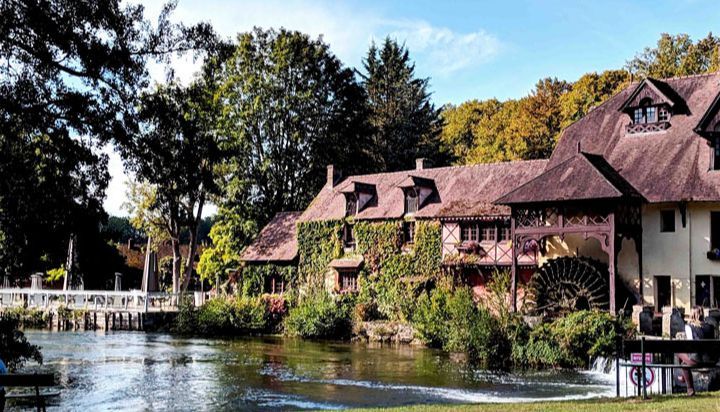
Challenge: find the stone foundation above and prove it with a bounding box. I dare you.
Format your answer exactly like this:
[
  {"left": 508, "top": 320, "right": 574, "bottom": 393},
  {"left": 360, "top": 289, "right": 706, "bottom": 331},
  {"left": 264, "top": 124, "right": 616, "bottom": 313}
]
[{"left": 353, "top": 321, "right": 420, "bottom": 344}]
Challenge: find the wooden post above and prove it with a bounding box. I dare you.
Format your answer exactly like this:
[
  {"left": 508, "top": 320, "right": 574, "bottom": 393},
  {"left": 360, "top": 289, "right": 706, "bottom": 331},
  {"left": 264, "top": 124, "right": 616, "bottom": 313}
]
[
  {"left": 510, "top": 214, "right": 518, "bottom": 312},
  {"left": 609, "top": 213, "right": 616, "bottom": 315}
]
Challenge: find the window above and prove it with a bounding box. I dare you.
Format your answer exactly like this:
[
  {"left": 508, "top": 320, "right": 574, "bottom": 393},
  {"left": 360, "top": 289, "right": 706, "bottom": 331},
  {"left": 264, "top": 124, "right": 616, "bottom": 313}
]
[
  {"left": 633, "top": 108, "right": 643, "bottom": 124},
  {"left": 345, "top": 194, "right": 357, "bottom": 216},
  {"left": 645, "top": 106, "right": 657, "bottom": 123},
  {"left": 713, "top": 137, "right": 720, "bottom": 171},
  {"left": 711, "top": 212, "right": 720, "bottom": 250},
  {"left": 655, "top": 276, "right": 672, "bottom": 312},
  {"left": 265, "top": 274, "right": 285, "bottom": 295},
  {"left": 658, "top": 106, "right": 670, "bottom": 122},
  {"left": 695, "top": 275, "right": 720, "bottom": 308},
  {"left": 343, "top": 223, "right": 355, "bottom": 249},
  {"left": 403, "top": 221, "right": 415, "bottom": 244},
  {"left": 481, "top": 227, "right": 497, "bottom": 242},
  {"left": 339, "top": 271, "right": 358, "bottom": 292},
  {"left": 499, "top": 228, "right": 511, "bottom": 242},
  {"left": 660, "top": 210, "right": 675, "bottom": 232},
  {"left": 460, "top": 223, "right": 479, "bottom": 242},
  {"left": 632, "top": 99, "right": 667, "bottom": 125},
  {"left": 405, "top": 189, "right": 419, "bottom": 214}
]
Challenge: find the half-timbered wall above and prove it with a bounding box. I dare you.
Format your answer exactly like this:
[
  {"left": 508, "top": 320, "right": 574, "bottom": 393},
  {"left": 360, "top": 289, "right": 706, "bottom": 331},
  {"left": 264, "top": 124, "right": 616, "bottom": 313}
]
[{"left": 441, "top": 222, "right": 460, "bottom": 257}]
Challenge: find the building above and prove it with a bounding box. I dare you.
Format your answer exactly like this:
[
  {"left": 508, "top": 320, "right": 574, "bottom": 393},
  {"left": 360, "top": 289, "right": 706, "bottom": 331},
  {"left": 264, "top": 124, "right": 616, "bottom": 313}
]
[{"left": 241, "top": 72, "right": 720, "bottom": 314}]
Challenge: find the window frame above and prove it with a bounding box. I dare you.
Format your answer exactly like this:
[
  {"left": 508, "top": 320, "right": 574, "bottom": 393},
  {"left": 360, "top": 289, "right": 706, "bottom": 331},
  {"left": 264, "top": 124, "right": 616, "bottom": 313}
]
[
  {"left": 660, "top": 209, "right": 675, "bottom": 233},
  {"left": 405, "top": 188, "right": 419, "bottom": 214},
  {"left": 403, "top": 221, "right": 415, "bottom": 245},
  {"left": 343, "top": 223, "right": 356, "bottom": 249},
  {"left": 338, "top": 270, "right": 358, "bottom": 292},
  {"left": 345, "top": 194, "right": 358, "bottom": 216}
]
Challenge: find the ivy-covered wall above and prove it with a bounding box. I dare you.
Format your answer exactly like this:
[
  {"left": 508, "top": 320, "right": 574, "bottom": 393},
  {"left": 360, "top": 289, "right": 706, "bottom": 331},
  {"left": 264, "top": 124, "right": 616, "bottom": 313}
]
[
  {"left": 296, "top": 218, "right": 443, "bottom": 319},
  {"left": 240, "top": 263, "right": 297, "bottom": 296}
]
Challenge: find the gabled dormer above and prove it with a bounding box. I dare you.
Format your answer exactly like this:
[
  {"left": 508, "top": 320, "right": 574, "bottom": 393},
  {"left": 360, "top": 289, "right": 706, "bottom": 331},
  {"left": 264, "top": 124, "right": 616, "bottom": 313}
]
[
  {"left": 397, "top": 175, "right": 435, "bottom": 214},
  {"left": 695, "top": 92, "right": 720, "bottom": 171},
  {"left": 619, "top": 78, "right": 678, "bottom": 135},
  {"left": 340, "top": 181, "right": 376, "bottom": 216}
]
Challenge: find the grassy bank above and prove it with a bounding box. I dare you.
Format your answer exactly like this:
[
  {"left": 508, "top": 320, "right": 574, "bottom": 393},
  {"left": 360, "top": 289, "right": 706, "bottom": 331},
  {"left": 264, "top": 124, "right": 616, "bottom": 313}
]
[{"left": 347, "top": 392, "right": 720, "bottom": 411}]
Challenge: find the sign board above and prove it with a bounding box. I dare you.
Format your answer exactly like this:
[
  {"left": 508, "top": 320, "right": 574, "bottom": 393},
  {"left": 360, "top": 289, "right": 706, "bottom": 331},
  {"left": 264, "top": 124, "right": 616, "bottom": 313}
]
[
  {"left": 629, "top": 366, "right": 655, "bottom": 388},
  {"left": 630, "top": 353, "right": 653, "bottom": 363}
]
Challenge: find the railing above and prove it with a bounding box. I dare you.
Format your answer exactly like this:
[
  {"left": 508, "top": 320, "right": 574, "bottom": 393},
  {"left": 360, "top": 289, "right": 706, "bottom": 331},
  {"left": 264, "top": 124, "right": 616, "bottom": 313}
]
[
  {"left": 0, "top": 288, "right": 212, "bottom": 313},
  {"left": 626, "top": 121, "right": 670, "bottom": 135}
]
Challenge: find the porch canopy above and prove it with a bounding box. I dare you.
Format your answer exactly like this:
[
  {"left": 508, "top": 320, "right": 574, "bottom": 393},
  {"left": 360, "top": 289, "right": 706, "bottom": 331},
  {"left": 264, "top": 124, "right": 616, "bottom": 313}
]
[{"left": 495, "top": 152, "right": 646, "bottom": 313}]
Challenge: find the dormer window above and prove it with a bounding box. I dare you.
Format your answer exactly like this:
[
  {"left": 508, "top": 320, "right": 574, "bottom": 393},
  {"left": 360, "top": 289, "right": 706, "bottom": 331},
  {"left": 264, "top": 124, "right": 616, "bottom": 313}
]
[
  {"left": 405, "top": 188, "right": 419, "bottom": 214},
  {"left": 345, "top": 194, "right": 357, "bottom": 216},
  {"left": 621, "top": 78, "right": 677, "bottom": 135}
]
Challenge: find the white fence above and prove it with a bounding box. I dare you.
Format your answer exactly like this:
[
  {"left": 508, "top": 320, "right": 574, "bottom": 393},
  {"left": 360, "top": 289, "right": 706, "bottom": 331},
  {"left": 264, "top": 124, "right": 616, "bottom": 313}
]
[{"left": 0, "top": 288, "right": 212, "bottom": 313}]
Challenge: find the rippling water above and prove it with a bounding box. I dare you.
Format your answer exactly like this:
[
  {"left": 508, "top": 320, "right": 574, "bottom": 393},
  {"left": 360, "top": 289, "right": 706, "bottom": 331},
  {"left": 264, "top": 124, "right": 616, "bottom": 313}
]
[{"left": 13, "top": 331, "right": 614, "bottom": 411}]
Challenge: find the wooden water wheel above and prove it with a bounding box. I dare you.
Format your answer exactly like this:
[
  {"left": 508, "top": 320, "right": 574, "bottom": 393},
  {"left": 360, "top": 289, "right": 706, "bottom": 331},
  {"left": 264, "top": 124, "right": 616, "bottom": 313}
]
[{"left": 526, "top": 257, "right": 609, "bottom": 315}]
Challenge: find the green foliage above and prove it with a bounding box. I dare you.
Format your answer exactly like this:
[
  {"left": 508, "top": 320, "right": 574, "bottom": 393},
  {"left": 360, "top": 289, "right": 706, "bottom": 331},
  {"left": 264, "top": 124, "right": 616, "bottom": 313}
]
[
  {"left": 413, "top": 221, "right": 442, "bottom": 278},
  {"left": 219, "top": 27, "right": 373, "bottom": 227},
  {"left": 0, "top": 315, "right": 43, "bottom": 371},
  {"left": 174, "top": 296, "right": 269, "bottom": 336},
  {"left": 354, "top": 221, "right": 402, "bottom": 272},
  {"left": 362, "top": 38, "right": 448, "bottom": 170},
  {"left": 627, "top": 33, "right": 720, "bottom": 78},
  {"left": 239, "top": 264, "right": 297, "bottom": 297},
  {"left": 3, "top": 307, "right": 49, "bottom": 329},
  {"left": 297, "top": 220, "right": 343, "bottom": 290},
  {"left": 45, "top": 267, "right": 66, "bottom": 282},
  {"left": 198, "top": 209, "right": 257, "bottom": 284},
  {"left": 284, "top": 292, "right": 354, "bottom": 339}
]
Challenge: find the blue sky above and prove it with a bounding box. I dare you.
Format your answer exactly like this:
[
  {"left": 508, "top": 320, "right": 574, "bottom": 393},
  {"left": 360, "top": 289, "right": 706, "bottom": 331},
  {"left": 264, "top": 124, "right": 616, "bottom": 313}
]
[{"left": 105, "top": 0, "right": 720, "bottom": 216}]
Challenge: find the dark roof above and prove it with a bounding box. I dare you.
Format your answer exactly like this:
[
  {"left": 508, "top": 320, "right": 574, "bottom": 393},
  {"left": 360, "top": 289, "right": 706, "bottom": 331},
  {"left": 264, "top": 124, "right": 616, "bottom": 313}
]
[
  {"left": 329, "top": 256, "right": 364, "bottom": 269},
  {"left": 300, "top": 159, "right": 549, "bottom": 221},
  {"left": 549, "top": 71, "right": 720, "bottom": 203},
  {"left": 241, "top": 212, "right": 302, "bottom": 263},
  {"left": 619, "top": 78, "right": 679, "bottom": 112},
  {"left": 497, "top": 152, "right": 644, "bottom": 204}
]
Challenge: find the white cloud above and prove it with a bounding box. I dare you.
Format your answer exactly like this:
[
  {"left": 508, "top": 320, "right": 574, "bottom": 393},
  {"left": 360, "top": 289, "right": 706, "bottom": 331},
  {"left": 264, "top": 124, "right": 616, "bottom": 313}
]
[{"left": 384, "top": 20, "right": 501, "bottom": 75}]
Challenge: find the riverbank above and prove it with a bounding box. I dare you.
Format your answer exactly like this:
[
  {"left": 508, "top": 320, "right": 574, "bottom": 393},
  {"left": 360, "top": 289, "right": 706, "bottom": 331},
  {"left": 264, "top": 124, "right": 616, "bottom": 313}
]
[{"left": 348, "top": 392, "right": 720, "bottom": 411}]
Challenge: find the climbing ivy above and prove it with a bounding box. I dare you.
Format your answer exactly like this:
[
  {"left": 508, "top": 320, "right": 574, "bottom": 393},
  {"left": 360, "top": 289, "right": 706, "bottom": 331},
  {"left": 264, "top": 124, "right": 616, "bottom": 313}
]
[
  {"left": 297, "top": 220, "right": 343, "bottom": 291},
  {"left": 240, "top": 264, "right": 297, "bottom": 296},
  {"left": 413, "top": 221, "right": 442, "bottom": 278},
  {"left": 353, "top": 221, "right": 402, "bottom": 272}
]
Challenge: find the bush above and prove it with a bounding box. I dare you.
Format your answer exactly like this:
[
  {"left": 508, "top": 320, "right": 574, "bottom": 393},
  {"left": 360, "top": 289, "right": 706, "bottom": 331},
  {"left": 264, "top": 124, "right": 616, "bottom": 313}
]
[
  {"left": 284, "top": 292, "right": 353, "bottom": 339},
  {"left": 413, "top": 288, "right": 451, "bottom": 348},
  {"left": 0, "top": 315, "right": 43, "bottom": 371},
  {"left": 175, "top": 296, "right": 269, "bottom": 336},
  {"left": 3, "top": 307, "right": 48, "bottom": 329}
]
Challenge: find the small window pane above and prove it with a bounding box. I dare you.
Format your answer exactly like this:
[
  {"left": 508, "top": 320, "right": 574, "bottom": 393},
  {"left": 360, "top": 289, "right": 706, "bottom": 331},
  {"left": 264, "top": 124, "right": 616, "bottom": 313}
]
[
  {"left": 634, "top": 108, "right": 643, "bottom": 124},
  {"left": 481, "top": 227, "right": 496, "bottom": 241},
  {"left": 499, "top": 227, "right": 511, "bottom": 242},
  {"left": 660, "top": 210, "right": 675, "bottom": 232},
  {"left": 658, "top": 107, "right": 670, "bottom": 122},
  {"left": 646, "top": 107, "right": 657, "bottom": 123}
]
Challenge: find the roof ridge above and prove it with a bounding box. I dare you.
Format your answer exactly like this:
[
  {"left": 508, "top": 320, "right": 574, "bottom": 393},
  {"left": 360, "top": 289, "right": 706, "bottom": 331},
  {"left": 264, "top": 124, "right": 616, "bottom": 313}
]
[
  {"left": 341, "top": 159, "right": 549, "bottom": 181},
  {"left": 648, "top": 70, "right": 720, "bottom": 82}
]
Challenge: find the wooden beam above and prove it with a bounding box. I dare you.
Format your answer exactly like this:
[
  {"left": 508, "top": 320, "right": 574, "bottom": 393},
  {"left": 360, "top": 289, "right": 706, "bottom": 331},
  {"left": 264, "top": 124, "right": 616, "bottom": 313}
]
[{"left": 510, "top": 214, "right": 518, "bottom": 312}]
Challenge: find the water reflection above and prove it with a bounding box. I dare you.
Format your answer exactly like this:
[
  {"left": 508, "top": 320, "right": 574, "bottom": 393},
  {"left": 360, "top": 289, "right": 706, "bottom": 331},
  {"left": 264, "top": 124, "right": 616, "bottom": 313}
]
[{"left": 16, "top": 331, "right": 613, "bottom": 411}]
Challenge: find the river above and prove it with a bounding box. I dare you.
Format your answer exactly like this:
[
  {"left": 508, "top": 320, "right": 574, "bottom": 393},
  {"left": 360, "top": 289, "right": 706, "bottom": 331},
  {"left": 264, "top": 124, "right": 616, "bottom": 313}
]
[{"left": 13, "top": 331, "right": 614, "bottom": 411}]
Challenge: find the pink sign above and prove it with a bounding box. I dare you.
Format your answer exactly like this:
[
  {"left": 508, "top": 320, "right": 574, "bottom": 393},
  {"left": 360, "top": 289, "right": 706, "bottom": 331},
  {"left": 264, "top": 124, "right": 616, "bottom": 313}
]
[{"left": 630, "top": 353, "right": 653, "bottom": 363}]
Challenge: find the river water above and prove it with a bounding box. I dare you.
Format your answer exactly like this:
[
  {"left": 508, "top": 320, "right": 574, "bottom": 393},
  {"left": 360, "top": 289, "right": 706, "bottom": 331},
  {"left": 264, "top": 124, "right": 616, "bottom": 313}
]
[{"left": 15, "top": 331, "right": 614, "bottom": 411}]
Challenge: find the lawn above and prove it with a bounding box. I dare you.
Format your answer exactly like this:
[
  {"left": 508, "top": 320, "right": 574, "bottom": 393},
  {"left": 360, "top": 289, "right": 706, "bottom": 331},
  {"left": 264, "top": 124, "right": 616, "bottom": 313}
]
[{"left": 348, "top": 392, "right": 720, "bottom": 411}]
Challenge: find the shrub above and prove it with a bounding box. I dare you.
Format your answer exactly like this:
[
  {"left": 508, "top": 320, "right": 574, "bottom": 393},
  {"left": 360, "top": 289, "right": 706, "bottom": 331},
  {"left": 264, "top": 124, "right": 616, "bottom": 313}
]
[
  {"left": 284, "top": 291, "right": 353, "bottom": 339},
  {"left": 412, "top": 288, "right": 451, "bottom": 348},
  {"left": 175, "top": 296, "right": 269, "bottom": 336},
  {"left": 0, "top": 315, "right": 43, "bottom": 371}
]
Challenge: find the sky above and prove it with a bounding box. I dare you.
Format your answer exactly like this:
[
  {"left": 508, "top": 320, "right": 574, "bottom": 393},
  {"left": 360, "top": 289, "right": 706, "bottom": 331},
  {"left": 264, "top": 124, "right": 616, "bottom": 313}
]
[{"left": 103, "top": 0, "right": 720, "bottom": 216}]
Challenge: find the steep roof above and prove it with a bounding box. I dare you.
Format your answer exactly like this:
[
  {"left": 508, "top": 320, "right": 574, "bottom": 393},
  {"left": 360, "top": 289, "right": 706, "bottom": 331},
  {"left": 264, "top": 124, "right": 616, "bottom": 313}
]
[
  {"left": 241, "top": 212, "right": 302, "bottom": 263},
  {"left": 549, "top": 71, "right": 720, "bottom": 203},
  {"left": 300, "top": 159, "right": 549, "bottom": 222},
  {"left": 497, "top": 152, "right": 644, "bottom": 204}
]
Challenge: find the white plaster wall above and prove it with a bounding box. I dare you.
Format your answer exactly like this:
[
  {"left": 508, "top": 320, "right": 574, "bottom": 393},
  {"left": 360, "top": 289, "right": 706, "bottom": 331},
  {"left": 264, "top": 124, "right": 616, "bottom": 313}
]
[{"left": 642, "top": 204, "right": 690, "bottom": 309}]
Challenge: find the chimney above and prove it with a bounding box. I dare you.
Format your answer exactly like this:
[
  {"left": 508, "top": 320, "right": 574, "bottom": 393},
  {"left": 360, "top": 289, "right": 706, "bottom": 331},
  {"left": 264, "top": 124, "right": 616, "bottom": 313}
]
[
  {"left": 416, "top": 158, "right": 427, "bottom": 170},
  {"left": 326, "top": 164, "right": 341, "bottom": 188}
]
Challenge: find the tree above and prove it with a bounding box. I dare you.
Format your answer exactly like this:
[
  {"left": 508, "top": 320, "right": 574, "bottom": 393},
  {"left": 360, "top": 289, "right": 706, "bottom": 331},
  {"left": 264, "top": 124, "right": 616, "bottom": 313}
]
[
  {"left": 559, "top": 70, "right": 630, "bottom": 130},
  {"left": 197, "top": 207, "right": 256, "bottom": 284},
  {"left": 0, "top": 316, "right": 42, "bottom": 371},
  {"left": 627, "top": 33, "right": 720, "bottom": 78},
  {"left": 0, "top": 0, "right": 212, "bottom": 280},
  {"left": 218, "top": 28, "right": 372, "bottom": 226},
  {"left": 361, "top": 38, "right": 447, "bottom": 171},
  {"left": 125, "top": 59, "right": 230, "bottom": 293}
]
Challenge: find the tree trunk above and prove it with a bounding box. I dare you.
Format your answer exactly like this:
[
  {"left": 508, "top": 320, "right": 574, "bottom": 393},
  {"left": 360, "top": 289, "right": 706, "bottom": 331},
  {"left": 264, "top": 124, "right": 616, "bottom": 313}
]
[
  {"left": 182, "top": 193, "right": 205, "bottom": 292},
  {"left": 171, "top": 238, "right": 182, "bottom": 294}
]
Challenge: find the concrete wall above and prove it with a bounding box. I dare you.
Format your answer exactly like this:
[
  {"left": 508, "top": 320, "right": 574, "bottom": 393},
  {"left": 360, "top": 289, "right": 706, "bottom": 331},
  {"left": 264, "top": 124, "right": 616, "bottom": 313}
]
[{"left": 641, "top": 203, "right": 720, "bottom": 310}]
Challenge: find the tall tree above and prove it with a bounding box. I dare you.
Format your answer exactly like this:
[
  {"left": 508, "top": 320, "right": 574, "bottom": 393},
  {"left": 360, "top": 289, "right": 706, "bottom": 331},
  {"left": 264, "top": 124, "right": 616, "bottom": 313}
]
[
  {"left": 361, "top": 38, "right": 447, "bottom": 171},
  {"left": 627, "top": 33, "right": 720, "bottom": 78},
  {"left": 559, "top": 70, "right": 630, "bottom": 130},
  {"left": 219, "top": 28, "right": 372, "bottom": 227},
  {"left": 125, "top": 50, "right": 231, "bottom": 293},
  {"left": 0, "top": 0, "right": 212, "bottom": 280}
]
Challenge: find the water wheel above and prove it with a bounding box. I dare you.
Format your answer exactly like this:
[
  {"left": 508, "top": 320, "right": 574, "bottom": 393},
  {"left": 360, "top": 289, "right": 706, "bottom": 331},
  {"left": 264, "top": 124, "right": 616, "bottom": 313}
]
[{"left": 526, "top": 257, "right": 609, "bottom": 315}]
